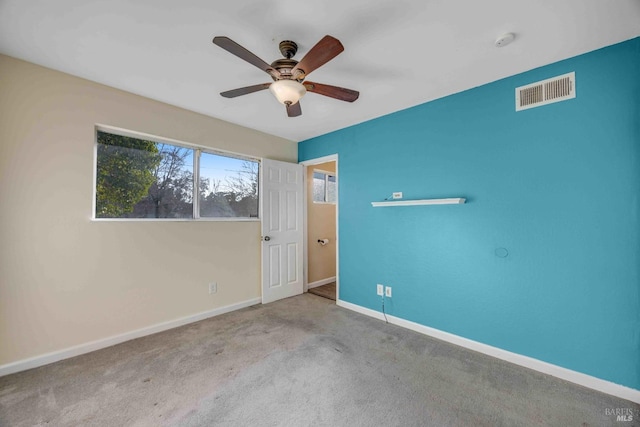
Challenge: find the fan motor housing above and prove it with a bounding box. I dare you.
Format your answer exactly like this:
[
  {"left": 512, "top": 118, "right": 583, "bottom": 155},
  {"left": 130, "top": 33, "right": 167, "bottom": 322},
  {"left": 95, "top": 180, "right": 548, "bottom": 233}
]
[{"left": 270, "top": 58, "right": 301, "bottom": 81}]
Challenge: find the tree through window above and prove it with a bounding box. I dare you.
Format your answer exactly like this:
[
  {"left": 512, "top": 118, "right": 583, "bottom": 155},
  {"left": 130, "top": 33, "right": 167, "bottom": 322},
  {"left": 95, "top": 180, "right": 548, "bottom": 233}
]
[
  {"left": 95, "top": 129, "right": 259, "bottom": 219},
  {"left": 199, "top": 152, "right": 259, "bottom": 218}
]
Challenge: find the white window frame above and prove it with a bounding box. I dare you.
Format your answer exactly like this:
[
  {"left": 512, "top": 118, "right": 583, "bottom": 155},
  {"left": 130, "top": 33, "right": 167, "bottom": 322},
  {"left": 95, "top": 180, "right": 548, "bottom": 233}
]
[
  {"left": 312, "top": 169, "right": 337, "bottom": 205},
  {"left": 93, "top": 124, "right": 261, "bottom": 222}
]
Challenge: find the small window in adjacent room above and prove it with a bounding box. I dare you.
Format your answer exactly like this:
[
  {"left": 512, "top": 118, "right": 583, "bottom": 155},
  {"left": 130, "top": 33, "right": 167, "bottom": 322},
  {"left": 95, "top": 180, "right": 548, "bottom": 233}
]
[
  {"left": 312, "top": 170, "right": 337, "bottom": 204},
  {"left": 95, "top": 128, "right": 259, "bottom": 219}
]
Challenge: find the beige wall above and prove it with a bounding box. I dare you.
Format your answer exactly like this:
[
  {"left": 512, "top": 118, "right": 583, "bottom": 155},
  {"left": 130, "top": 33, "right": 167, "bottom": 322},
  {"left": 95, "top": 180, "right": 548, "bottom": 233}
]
[
  {"left": 306, "top": 162, "right": 336, "bottom": 284},
  {"left": 0, "top": 55, "right": 297, "bottom": 366}
]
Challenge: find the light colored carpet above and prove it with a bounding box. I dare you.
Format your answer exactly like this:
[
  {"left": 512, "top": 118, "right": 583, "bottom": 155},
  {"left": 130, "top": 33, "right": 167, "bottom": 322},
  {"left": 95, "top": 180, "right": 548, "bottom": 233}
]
[
  {"left": 308, "top": 282, "right": 336, "bottom": 301},
  {"left": 0, "top": 294, "right": 637, "bottom": 426}
]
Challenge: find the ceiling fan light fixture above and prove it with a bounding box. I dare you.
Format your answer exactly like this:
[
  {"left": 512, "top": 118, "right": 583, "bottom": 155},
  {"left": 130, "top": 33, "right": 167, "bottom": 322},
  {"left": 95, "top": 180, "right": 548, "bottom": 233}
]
[
  {"left": 269, "top": 79, "right": 306, "bottom": 105},
  {"left": 213, "top": 35, "right": 358, "bottom": 117}
]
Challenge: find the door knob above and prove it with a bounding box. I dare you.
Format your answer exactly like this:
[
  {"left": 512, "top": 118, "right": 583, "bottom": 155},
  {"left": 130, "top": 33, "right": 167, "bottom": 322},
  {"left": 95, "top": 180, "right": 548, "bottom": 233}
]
[{"left": 262, "top": 236, "right": 271, "bottom": 241}]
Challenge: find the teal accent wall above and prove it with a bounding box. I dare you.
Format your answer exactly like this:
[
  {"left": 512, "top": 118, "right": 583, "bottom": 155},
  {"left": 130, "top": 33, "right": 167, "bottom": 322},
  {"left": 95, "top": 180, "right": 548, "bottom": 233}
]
[{"left": 299, "top": 38, "right": 640, "bottom": 390}]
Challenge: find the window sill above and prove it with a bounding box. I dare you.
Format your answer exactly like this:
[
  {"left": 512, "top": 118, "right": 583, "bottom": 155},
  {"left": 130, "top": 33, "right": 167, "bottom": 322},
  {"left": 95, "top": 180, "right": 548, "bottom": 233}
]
[{"left": 91, "top": 217, "right": 261, "bottom": 222}]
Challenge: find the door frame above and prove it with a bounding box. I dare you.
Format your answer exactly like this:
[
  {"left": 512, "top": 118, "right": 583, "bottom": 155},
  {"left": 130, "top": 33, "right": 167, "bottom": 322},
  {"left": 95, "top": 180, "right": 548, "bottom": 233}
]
[{"left": 300, "top": 154, "right": 339, "bottom": 301}]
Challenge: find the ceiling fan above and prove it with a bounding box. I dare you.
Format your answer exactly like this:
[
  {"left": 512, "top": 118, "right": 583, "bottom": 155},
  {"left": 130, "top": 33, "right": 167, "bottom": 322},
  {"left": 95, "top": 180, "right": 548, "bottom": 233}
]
[{"left": 212, "top": 35, "right": 359, "bottom": 117}]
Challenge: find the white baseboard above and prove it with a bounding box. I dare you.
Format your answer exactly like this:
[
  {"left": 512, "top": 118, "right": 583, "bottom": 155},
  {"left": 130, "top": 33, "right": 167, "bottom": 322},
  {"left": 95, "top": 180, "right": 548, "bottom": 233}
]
[
  {"left": 336, "top": 300, "right": 640, "bottom": 404},
  {"left": 0, "top": 297, "right": 261, "bottom": 378},
  {"left": 307, "top": 276, "right": 336, "bottom": 289}
]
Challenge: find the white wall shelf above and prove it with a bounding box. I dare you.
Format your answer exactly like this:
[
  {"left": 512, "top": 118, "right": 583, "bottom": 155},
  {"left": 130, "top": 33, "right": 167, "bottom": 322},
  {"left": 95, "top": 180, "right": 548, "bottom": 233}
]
[{"left": 371, "top": 198, "right": 466, "bottom": 207}]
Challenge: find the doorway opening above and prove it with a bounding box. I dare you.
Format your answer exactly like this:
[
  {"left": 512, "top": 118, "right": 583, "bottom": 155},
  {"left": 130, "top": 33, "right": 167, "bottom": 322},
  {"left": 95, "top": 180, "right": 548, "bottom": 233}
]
[{"left": 301, "top": 154, "right": 339, "bottom": 302}]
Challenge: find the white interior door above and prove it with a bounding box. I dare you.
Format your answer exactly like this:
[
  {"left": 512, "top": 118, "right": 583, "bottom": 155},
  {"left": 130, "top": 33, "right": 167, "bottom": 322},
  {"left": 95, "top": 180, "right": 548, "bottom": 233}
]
[{"left": 261, "top": 159, "right": 304, "bottom": 304}]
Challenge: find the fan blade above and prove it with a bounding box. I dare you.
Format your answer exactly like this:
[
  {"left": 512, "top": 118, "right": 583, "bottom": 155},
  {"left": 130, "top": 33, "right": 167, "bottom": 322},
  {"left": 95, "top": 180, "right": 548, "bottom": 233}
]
[
  {"left": 220, "top": 83, "right": 271, "bottom": 98},
  {"left": 291, "top": 35, "right": 344, "bottom": 79},
  {"left": 303, "top": 81, "right": 359, "bottom": 102},
  {"left": 213, "top": 36, "right": 280, "bottom": 78},
  {"left": 286, "top": 101, "right": 302, "bottom": 117}
]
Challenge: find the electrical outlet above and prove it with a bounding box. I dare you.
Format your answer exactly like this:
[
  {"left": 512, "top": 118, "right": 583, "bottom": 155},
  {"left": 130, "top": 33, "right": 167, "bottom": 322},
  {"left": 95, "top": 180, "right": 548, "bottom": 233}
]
[
  {"left": 208, "top": 282, "right": 217, "bottom": 294},
  {"left": 392, "top": 192, "right": 403, "bottom": 199},
  {"left": 377, "top": 284, "right": 384, "bottom": 296},
  {"left": 385, "top": 286, "right": 392, "bottom": 298}
]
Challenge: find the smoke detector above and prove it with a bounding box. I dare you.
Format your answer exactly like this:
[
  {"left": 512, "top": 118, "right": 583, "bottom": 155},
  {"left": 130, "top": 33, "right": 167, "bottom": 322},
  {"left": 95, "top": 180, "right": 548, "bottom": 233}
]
[{"left": 495, "top": 33, "right": 515, "bottom": 47}]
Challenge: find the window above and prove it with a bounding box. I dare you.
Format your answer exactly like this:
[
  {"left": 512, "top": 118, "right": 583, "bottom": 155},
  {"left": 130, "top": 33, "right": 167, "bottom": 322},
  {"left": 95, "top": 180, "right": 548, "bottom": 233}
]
[
  {"left": 198, "top": 151, "right": 259, "bottom": 218},
  {"left": 95, "top": 129, "right": 259, "bottom": 219},
  {"left": 312, "top": 170, "right": 337, "bottom": 204}
]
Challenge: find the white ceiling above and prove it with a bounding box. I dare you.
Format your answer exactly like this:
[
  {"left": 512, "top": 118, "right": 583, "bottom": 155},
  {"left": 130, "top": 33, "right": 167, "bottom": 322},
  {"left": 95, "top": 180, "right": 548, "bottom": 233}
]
[{"left": 1, "top": 1, "right": 639, "bottom": 142}]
